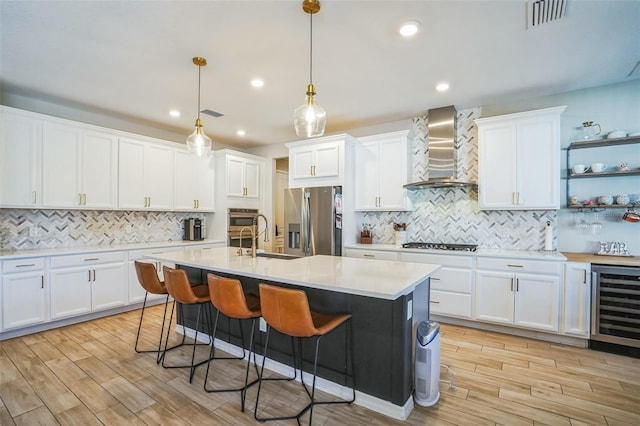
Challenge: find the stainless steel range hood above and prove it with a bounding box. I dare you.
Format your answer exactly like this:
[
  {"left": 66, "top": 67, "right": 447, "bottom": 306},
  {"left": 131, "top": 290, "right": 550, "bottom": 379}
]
[{"left": 403, "top": 106, "right": 476, "bottom": 189}]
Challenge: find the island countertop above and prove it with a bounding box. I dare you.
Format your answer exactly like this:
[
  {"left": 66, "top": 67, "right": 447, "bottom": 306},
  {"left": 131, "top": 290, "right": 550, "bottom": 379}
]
[{"left": 145, "top": 247, "right": 440, "bottom": 300}]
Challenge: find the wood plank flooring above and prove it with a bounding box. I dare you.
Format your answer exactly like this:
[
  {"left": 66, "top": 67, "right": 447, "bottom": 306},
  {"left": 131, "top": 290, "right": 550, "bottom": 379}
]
[{"left": 1, "top": 305, "right": 639, "bottom": 425}]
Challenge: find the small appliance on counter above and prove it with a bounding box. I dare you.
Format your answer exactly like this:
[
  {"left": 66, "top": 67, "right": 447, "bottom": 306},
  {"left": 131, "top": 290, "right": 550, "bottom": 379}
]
[{"left": 183, "top": 218, "right": 204, "bottom": 241}]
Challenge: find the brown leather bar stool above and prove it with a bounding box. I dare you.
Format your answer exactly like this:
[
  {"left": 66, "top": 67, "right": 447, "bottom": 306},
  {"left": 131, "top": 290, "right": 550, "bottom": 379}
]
[
  {"left": 254, "top": 283, "right": 355, "bottom": 425},
  {"left": 204, "top": 274, "right": 261, "bottom": 411},
  {"left": 162, "top": 266, "right": 212, "bottom": 383},
  {"left": 133, "top": 261, "right": 184, "bottom": 363}
]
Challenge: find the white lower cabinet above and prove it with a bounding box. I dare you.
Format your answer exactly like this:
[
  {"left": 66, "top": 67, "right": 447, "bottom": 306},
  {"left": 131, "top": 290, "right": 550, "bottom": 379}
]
[
  {"left": 475, "top": 258, "right": 561, "bottom": 332},
  {"left": 2, "top": 258, "right": 47, "bottom": 330},
  {"left": 562, "top": 262, "right": 591, "bottom": 337},
  {"left": 49, "top": 252, "right": 126, "bottom": 320},
  {"left": 399, "top": 252, "right": 474, "bottom": 319}
]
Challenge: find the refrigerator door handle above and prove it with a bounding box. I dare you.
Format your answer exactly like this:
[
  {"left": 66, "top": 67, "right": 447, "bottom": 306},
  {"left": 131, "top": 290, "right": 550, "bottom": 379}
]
[{"left": 301, "top": 191, "right": 311, "bottom": 255}]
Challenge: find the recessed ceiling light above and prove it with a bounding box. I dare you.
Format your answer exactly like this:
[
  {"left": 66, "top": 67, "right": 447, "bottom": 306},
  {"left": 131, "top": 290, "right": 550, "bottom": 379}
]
[
  {"left": 237, "top": 130, "right": 246, "bottom": 137},
  {"left": 436, "top": 82, "right": 450, "bottom": 92},
  {"left": 169, "top": 110, "right": 181, "bottom": 117},
  {"left": 399, "top": 20, "right": 421, "bottom": 37},
  {"left": 251, "top": 79, "right": 264, "bottom": 88}
]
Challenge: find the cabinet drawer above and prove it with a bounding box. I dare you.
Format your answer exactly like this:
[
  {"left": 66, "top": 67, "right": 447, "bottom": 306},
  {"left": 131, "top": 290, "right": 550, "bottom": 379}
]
[
  {"left": 430, "top": 290, "right": 472, "bottom": 318},
  {"left": 3, "top": 257, "right": 46, "bottom": 273},
  {"left": 476, "top": 257, "right": 561, "bottom": 275},
  {"left": 430, "top": 267, "right": 473, "bottom": 293},
  {"left": 50, "top": 251, "right": 125, "bottom": 268},
  {"left": 400, "top": 252, "right": 473, "bottom": 268},
  {"left": 128, "top": 246, "right": 184, "bottom": 261},
  {"left": 345, "top": 249, "right": 397, "bottom": 261}
]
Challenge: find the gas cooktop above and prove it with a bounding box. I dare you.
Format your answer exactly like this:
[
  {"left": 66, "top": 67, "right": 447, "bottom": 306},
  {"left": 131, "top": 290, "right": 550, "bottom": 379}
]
[{"left": 402, "top": 242, "right": 478, "bottom": 252}]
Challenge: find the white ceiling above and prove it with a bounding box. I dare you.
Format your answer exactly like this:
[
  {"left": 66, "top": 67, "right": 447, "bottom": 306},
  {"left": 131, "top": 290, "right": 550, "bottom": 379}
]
[{"left": 1, "top": 1, "right": 639, "bottom": 147}]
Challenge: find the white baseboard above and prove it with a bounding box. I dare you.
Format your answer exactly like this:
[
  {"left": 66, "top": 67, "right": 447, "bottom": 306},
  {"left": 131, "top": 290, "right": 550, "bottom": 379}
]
[{"left": 178, "top": 326, "right": 413, "bottom": 421}]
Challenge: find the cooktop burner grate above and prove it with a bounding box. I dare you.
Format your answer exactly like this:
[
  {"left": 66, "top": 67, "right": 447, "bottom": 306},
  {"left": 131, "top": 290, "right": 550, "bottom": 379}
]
[{"left": 402, "top": 242, "right": 478, "bottom": 252}]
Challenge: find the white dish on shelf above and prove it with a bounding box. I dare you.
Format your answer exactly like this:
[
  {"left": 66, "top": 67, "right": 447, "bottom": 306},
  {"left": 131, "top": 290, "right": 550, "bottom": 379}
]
[{"left": 607, "top": 130, "right": 627, "bottom": 139}]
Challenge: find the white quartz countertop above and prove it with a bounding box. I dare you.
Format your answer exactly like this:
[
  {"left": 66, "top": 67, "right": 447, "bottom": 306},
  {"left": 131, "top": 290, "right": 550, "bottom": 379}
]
[
  {"left": 0, "top": 240, "right": 225, "bottom": 260},
  {"left": 146, "top": 247, "right": 440, "bottom": 300},
  {"left": 345, "top": 243, "right": 567, "bottom": 261}
]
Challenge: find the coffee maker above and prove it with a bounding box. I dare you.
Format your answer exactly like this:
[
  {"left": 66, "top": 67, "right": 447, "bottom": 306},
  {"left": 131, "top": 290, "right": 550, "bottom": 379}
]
[{"left": 183, "top": 218, "right": 204, "bottom": 241}]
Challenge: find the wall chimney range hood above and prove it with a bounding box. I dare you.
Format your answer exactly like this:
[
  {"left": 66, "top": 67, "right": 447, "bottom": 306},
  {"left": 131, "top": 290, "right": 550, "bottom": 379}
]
[{"left": 404, "top": 105, "right": 477, "bottom": 189}]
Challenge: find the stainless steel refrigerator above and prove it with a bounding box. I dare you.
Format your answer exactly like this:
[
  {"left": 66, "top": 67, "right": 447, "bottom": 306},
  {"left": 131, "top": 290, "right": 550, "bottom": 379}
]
[{"left": 284, "top": 186, "right": 342, "bottom": 257}]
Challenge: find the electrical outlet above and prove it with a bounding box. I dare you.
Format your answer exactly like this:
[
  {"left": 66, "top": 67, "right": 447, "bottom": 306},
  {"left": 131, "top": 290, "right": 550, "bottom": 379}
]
[
  {"left": 259, "top": 318, "right": 267, "bottom": 333},
  {"left": 29, "top": 226, "right": 38, "bottom": 237}
]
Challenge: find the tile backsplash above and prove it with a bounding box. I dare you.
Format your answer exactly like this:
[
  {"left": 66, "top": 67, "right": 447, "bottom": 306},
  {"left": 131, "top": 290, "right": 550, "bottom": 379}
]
[
  {"left": 0, "top": 209, "right": 207, "bottom": 251},
  {"left": 357, "top": 107, "right": 558, "bottom": 251}
]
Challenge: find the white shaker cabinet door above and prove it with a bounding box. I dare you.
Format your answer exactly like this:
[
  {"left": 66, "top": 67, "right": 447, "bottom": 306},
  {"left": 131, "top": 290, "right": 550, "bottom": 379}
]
[
  {"left": 2, "top": 272, "right": 47, "bottom": 329},
  {"left": 516, "top": 119, "right": 560, "bottom": 209},
  {"left": 41, "top": 122, "right": 81, "bottom": 208},
  {"left": 80, "top": 131, "right": 118, "bottom": 209},
  {"left": 49, "top": 267, "right": 92, "bottom": 320},
  {"left": 91, "top": 262, "right": 127, "bottom": 312},
  {"left": 312, "top": 142, "right": 340, "bottom": 178},
  {"left": 144, "top": 144, "right": 173, "bottom": 210},
  {"left": 354, "top": 141, "right": 378, "bottom": 210},
  {"left": 513, "top": 273, "right": 560, "bottom": 332},
  {"left": 377, "top": 136, "right": 409, "bottom": 209},
  {"left": 0, "top": 110, "right": 41, "bottom": 207},
  {"left": 243, "top": 159, "right": 260, "bottom": 198},
  {"left": 563, "top": 262, "right": 591, "bottom": 337},
  {"left": 196, "top": 156, "right": 215, "bottom": 210},
  {"left": 226, "top": 155, "right": 246, "bottom": 197},
  {"left": 475, "top": 270, "right": 514, "bottom": 325},
  {"left": 118, "top": 138, "right": 146, "bottom": 209},
  {"left": 477, "top": 123, "right": 517, "bottom": 209},
  {"left": 173, "top": 150, "right": 199, "bottom": 210}
]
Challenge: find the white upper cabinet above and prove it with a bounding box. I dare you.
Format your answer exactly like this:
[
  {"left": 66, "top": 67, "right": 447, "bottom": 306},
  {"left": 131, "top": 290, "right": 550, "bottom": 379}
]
[
  {"left": 286, "top": 134, "right": 355, "bottom": 188},
  {"left": 41, "top": 122, "right": 117, "bottom": 209},
  {"left": 476, "top": 106, "right": 566, "bottom": 210},
  {"left": 118, "top": 137, "right": 174, "bottom": 210},
  {"left": 219, "top": 151, "right": 261, "bottom": 199},
  {"left": 173, "top": 150, "right": 215, "bottom": 211},
  {"left": 354, "top": 131, "right": 411, "bottom": 211},
  {"left": 0, "top": 108, "right": 41, "bottom": 207}
]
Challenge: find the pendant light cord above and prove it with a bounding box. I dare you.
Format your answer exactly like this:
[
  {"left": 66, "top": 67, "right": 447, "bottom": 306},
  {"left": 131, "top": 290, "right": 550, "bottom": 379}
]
[
  {"left": 197, "top": 64, "right": 202, "bottom": 120},
  {"left": 309, "top": 10, "right": 313, "bottom": 84}
]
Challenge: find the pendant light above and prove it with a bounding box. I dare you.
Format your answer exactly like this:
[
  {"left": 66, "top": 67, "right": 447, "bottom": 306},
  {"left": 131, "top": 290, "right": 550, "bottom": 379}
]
[
  {"left": 294, "top": 0, "right": 326, "bottom": 138},
  {"left": 186, "top": 57, "right": 212, "bottom": 157}
]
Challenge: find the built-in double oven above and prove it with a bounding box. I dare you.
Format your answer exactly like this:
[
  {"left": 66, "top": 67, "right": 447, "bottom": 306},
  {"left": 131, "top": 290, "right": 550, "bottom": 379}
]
[{"left": 227, "top": 208, "right": 259, "bottom": 248}]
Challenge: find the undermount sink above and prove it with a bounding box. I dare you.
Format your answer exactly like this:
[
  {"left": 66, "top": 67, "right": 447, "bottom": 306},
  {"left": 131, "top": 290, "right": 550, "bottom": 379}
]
[{"left": 256, "top": 252, "right": 301, "bottom": 260}]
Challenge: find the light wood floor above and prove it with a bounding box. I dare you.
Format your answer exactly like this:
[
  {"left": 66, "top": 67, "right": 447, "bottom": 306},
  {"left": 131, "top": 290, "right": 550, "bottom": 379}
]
[{"left": 1, "top": 305, "right": 639, "bottom": 426}]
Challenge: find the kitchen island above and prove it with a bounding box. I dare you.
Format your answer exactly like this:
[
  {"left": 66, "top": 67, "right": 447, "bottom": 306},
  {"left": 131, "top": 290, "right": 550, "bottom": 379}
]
[{"left": 146, "top": 247, "right": 440, "bottom": 420}]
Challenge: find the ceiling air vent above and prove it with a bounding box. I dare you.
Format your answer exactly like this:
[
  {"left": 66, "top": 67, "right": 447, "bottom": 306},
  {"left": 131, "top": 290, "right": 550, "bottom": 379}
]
[
  {"left": 527, "top": 0, "right": 567, "bottom": 28},
  {"left": 201, "top": 109, "right": 224, "bottom": 118}
]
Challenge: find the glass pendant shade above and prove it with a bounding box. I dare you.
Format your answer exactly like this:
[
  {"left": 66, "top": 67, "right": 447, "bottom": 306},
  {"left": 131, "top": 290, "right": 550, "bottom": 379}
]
[
  {"left": 294, "top": 84, "right": 326, "bottom": 138},
  {"left": 186, "top": 118, "right": 212, "bottom": 157}
]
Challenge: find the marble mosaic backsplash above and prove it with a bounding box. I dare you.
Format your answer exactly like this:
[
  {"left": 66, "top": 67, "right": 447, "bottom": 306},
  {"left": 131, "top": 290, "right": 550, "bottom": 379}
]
[
  {"left": 0, "top": 209, "right": 207, "bottom": 251},
  {"left": 356, "top": 107, "right": 558, "bottom": 251}
]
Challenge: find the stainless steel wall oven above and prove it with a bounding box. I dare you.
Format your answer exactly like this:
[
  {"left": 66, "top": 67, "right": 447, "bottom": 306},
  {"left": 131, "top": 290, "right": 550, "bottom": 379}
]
[
  {"left": 227, "top": 208, "right": 258, "bottom": 248},
  {"left": 591, "top": 264, "right": 640, "bottom": 354}
]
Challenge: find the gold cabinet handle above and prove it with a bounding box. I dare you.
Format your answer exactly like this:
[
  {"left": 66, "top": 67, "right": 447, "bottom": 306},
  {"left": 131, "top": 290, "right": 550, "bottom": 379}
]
[
  {"left": 41, "top": 275, "right": 44, "bottom": 289},
  {"left": 431, "top": 277, "right": 440, "bottom": 281},
  {"left": 88, "top": 270, "right": 92, "bottom": 282},
  {"left": 93, "top": 270, "right": 96, "bottom": 281},
  {"left": 84, "top": 257, "right": 99, "bottom": 261},
  {"left": 510, "top": 277, "right": 514, "bottom": 291},
  {"left": 16, "top": 263, "right": 36, "bottom": 268},
  {"left": 32, "top": 191, "right": 37, "bottom": 204},
  {"left": 515, "top": 277, "right": 519, "bottom": 291},
  {"left": 430, "top": 301, "right": 440, "bottom": 304},
  {"left": 79, "top": 193, "right": 83, "bottom": 205},
  {"left": 507, "top": 264, "right": 523, "bottom": 268},
  {"left": 363, "top": 254, "right": 375, "bottom": 258}
]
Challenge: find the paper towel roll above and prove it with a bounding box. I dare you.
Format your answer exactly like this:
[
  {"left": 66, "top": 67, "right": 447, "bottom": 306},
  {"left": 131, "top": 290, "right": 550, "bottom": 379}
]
[{"left": 544, "top": 221, "right": 553, "bottom": 251}]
